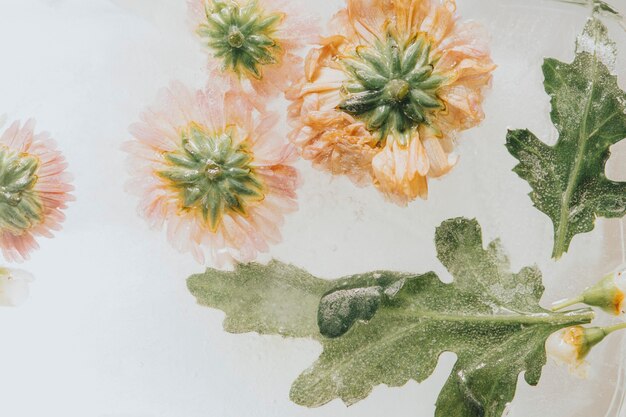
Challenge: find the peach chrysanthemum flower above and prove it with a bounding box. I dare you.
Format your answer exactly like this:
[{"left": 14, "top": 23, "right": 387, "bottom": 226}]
[
  {"left": 123, "top": 82, "right": 299, "bottom": 266},
  {"left": 0, "top": 119, "right": 73, "bottom": 262},
  {"left": 188, "top": 0, "right": 318, "bottom": 97},
  {"left": 287, "top": 0, "right": 495, "bottom": 205}
]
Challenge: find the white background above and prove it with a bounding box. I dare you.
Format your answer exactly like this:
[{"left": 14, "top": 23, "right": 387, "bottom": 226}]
[{"left": 0, "top": 0, "right": 625, "bottom": 416}]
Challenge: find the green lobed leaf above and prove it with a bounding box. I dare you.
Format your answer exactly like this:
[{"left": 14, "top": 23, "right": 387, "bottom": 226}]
[
  {"left": 506, "top": 17, "right": 626, "bottom": 259},
  {"left": 188, "top": 218, "right": 594, "bottom": 417},
  {"left": 188, "top": 261, "right": 333, "bottom": 339}
]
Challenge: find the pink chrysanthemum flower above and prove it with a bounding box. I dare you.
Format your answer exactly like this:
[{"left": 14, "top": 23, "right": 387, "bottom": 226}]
[
  {"left": 287, "top": 0, "right": 495, "bottom": 205},
  {"left": 0, "top": 119, "right": 73, "bottom": 262},
  {"left": 123, "top": 82, "right": 299, "bottom": 266},
  {"left": 188, "top": 0, "right": 318, "bottom": 97}
]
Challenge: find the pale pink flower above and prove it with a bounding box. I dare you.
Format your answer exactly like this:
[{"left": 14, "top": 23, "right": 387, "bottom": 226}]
[
  {"left": 188, "top": 0, "right": 319, "bottom": 98},
  {"left": 123, "top": 82, "right": 299, "bottom": 266},
  {"left": 0, "top": 119, "right": 73, "bottom": 262}
]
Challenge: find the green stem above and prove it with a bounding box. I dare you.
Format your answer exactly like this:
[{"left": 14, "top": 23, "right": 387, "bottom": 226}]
[
  {"left": 551, "top": 296, "right": 585, "bottom": 311},
  {"left": 546, "top": 0, "right": 626, "bottom": 29},
  {"left": 386, "top": 308, "right": 594, "bottom": 327},
  {"left": 602, "top": 322, "right": 626, "bottom": 335},
  {"left": 550, "top": 0, "right": 589, "bottom": 5}
]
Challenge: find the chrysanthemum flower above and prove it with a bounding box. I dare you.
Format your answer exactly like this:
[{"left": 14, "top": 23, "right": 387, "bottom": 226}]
[
  {"left": 287, "top": 0, "right": 495, "bottom": 205},
  {"left": 188, "top": 0, "right": 318, "bottom": 97},
  {"left": 123, "top": 82, "right": 299, "bottom": 266},
  {"left": 0, "top": 119, "right": 73, "bottom": 262},
  {"left": 0, "top": 267, "right": 34, "bottom": 306}
]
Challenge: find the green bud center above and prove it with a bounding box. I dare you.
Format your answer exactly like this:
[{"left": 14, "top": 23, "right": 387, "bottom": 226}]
[
  {"left": 386, "top": 79, "right": 410, "bottom": 102},
  {"left": 338, "top": 34, "right": 447, "bottom": 144},
  {"left": 196, "top": 0, "right": 283, "bottom": 79},
  {"left": 205, "top": 159, "right": 223, "bottom": 180},
  {"left": 0, "top": 147, "right": 43, "bottom": 234},
  {"left": 159, "top": 124, "right": 264, "bottom": 231},
  {"left": 227, "top": 27, "right": 245, "bottom": 48}
]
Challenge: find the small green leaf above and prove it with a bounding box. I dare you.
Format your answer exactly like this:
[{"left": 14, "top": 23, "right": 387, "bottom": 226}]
[
  {"left": 593, "top": 0, "right": 621, "bottom": 17},
  {"left": 506, "top": 17, "right": 626, "bottom": 259},
  {"left": 188, "top": 218, "right": 594, "bottom": 416}
]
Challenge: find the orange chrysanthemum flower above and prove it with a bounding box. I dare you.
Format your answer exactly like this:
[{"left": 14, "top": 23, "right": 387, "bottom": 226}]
[
  {"left": 287, "top": 0, "right": 495, "bottom": 205},
  {"left": 123, "top": 82, "right": 299, "bottom": 266}
]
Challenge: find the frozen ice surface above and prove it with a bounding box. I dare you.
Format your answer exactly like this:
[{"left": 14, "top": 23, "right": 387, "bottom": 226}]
[{"left": 0, "top": 0, "right": 624, "bottom": 416}]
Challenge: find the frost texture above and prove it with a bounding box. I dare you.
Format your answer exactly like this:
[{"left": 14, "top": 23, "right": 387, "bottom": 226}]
[
  {"left": 187, "top": 218, "right": 594, "bottom": 417},
  {"left": 506, "top": 17, "right": 626, "bottom": 259},
  {"left": 576, "top": 17, "right": 616, "bottom": 71},
  {"left": 188, "top": 261, "right": 331, "bottom": 338}
]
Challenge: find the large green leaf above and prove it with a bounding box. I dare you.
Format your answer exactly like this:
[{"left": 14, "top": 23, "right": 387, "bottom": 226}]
[
  {"left": 188, "top": 218, "right": 593, "bottom": 417},
  {"left": 506, "top": 17, "right": 626, "bottom": 259}
]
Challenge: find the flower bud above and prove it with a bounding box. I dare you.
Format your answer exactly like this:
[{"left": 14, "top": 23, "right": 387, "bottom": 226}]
[
  {"left": 552, "top": 268, "right": 626, "bottom": 314},
  {"left": 581, "top": 269, "right": 626, "bottom": 314},
  {"left": 545, "top": 326, "right": 607, "bottom": 375},
  {"left": 0, "top": 267, "right": 34, "bottom": 306}
]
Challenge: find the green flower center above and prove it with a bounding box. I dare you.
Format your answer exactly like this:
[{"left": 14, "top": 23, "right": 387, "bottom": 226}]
[
  {"left": 197, "top": 0, "right": 284, "bottom": 79},
  {"left": 338, "top": 34, "right": 448, "bottom": 145},
  {"left": 386, "top": 79, "right": 411, "bottom": 102},
  {"left": 0, "top": 147, "right": 43, "bottom": 234},
  {"left": 159, "top": 124, "right": 264, "bottom": 231},
  {"left": 227, "top": 27, "right": 246, "bottom": 48}
]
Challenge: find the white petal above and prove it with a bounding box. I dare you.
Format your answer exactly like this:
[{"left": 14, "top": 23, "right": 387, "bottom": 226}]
[
  {"left": 545, "top": 329, "right": 578, "bottom": 366},
  {"left": 0, "top": 268, "right": 34, "bottom": 306},
  {"left": 614, "top": 267, "right": 626, "bottom": 294}
]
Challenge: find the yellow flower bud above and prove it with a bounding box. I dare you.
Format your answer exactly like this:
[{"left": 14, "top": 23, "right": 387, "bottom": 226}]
[
  {"left": 581, "top": 269, "right": 626, "bottom": 314},
  {"left": 545, "top": 326, "right": 607, "bottom": 376},
  {"left": 552, "top": 268, "right": 626, "bottom": 315}
]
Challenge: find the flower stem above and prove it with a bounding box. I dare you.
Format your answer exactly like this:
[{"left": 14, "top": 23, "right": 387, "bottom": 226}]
[
  {"left": 546, "top": 0, "right": 626, "bottom": 30},
  {"left": 551, "top": 296, "right": 585, "bottom": 311},
  {"left": 602, "top": 322, "right": 626, "bottom": 335},
  {"left": 550, "top": 0, "right": 589, "bottom": 5}
]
